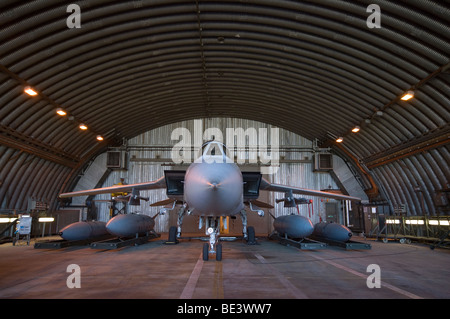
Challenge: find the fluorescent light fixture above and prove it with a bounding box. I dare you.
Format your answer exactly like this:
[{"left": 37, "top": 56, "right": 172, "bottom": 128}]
[
  {"left": 352, "top": 126, "right": 360, "bottom": 133},
  {"left": 56, "top": 108, "right": 67, "bottom": 116},
  {"left": 24, "top": 86, "right": 38, "bottom": 96},
  {"left": 96, "top": 135, "right": 104, "bottom": 141},
  {"left": 336, "top": 137, "right": 344, "bottom": 143},
  {"left": 405, "top": 219, "right": 424, "bottom": 225},
  {"left": 429, "top": 220, "right": 450, "bottom": 226},
  {"left": 0, "top": 218, "right": 17, "bottom": 223},
  {"left": 79, "top": 124, "right": 88, "bottom": 130},
  {"left": 386, "top": 219, "right": 400, "bottom": 224},
  {"left": 38, "top": 217, "right": 54, "bottom": 222},
  {"left": 401, "top": 90, "right": 414, "bottom": 101}
]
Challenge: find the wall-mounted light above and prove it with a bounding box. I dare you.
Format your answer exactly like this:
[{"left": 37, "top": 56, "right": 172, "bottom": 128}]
[
  {"left": 336, "top": 137, "right": 344, "bottom": 143},
  {"left": 352, "top": 126, "right": 360, "bottom": 133},
  {"left": 96, "top": 135, "right": 104, "bottom": 141},
  {"left": 386, "top": 219, "right": 400, "bottom": 224},
  {"left": 0, "top": 218, "right": 18, "bottom": 223},
  {"left": 79, "top": 124, "right": 88, "bottom": 130},
  {"left": 24, "top": 86, "right": 38, "bottom": 96},
  {"left": 405, "top": 219, "right": 424, "bottom": 225},
  {"left": 429, "top": 220, "right": 450, "bottom": 226},
  {"left": 401, "top": 90, "right": 415, "bottom": 101},
  {"left": 56, "top": 108, "right": 67, "bottom": 116}
]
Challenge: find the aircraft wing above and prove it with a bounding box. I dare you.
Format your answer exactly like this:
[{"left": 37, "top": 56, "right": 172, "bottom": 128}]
[
  {"left": 260, "top": 178, "right": 362, "bottom": 202},
  {"left": 59, "top": 176, "right": 166, "bottom": 198}
]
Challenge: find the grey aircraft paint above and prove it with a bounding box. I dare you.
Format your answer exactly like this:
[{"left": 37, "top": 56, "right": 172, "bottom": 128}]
[{"left": 183, "top": 158, "right": 244, "bottom": 217}]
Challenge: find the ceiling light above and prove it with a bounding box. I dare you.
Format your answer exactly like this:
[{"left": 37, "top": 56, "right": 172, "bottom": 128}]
[
  {"left": 24, "top": 86, "right": 38, "bottom": 96},
  {"left": 401, "top": 90, "right": 414, "bottom": 101},
  {"left": 96, "top": 135, "right": 104, "bottom": 141},
  {"left": 79, "top": 124, "right": 88, "bottom": 130},
  {"left": 352, "top": 126, "right": 360, "bottom": 133},
  {"left": 56, "top": 108, "right": 67, "bottom": 116},
  {"left": 336, "top": 137, "right": 344, "bottom": 143}
]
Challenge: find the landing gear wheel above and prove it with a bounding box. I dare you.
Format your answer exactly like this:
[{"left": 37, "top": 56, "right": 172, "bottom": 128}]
[
  {"left": 247, "top": 226, "right": 256, "bottom": 245},
  {"left": 216, "top": 243, "right": 222, "bottom": 261},
  {"left": 203, "top": 243, "right": 209, "bottom": 261},
  {"left": 165, "top": 226, "right": 179, "bottom": 244}
]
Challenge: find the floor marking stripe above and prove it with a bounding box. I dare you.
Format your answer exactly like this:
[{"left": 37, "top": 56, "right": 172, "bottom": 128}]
[
  {"left": 180, "top": 253, "right": 204, "bottom": 299},
  {"left": 305, "top": 252, "right": 423, "bottom": 299},
  {"left": 254, "top": 253, "right": 309, "bottom": 299},
  {"left": 213, "top": 261, "right": 224, "bottom": 299}
]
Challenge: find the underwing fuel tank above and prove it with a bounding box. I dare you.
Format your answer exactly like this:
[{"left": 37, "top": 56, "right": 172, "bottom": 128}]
[
  {"left": 273, "top": 214, "right": 314, "bottom": 239},
  {"left": 59, "top": 221, "right": 108, "bottom": 241},
  {"left": 106, "top": 213, "right": 155, "bottom": 237},
  {"left": 312, "top": 222, "right": 353, "bottom": 242}
]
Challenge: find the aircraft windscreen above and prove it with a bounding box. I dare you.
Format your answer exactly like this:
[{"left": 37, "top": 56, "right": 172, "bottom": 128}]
[{"left": 201, "top": 141, "right": 230, "bottom": 158}]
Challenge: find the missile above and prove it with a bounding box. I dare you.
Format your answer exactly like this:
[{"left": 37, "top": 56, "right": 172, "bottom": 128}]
[
  {"left": 273, "top": 214, "right": 314, "bottom": 239},
  {"left": 275, "top": 190, "right": 312, "bottom": 208},
  {"left": 106, "top": 213, "right": 155, "bottom": 237},
  {"left": 59, "top": 221, "right": 108, "bottom": 241},
  {"left": 312, "top": 222, "right": 353, "bottom": 242}
]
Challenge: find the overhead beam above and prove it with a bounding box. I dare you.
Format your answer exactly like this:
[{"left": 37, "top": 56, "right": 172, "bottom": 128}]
[
  {"left": 0, "top": 125, "right": 79, "bottom": 168},
  {"left": 363, "top": 125, "right": 450, "bottom": 169}
]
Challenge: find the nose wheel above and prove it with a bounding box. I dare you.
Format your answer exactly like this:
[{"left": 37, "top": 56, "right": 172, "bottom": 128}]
[
  {"left": 203, "top": 242, "right": 222, "bottom": 261},
  {"left": 203, "top": 218, "right": 222, "bottom": 261}
]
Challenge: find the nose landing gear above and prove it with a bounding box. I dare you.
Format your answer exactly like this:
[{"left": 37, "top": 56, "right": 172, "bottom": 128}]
[{"left": 203, "top": 217, "right": 222, "bottom": 261}]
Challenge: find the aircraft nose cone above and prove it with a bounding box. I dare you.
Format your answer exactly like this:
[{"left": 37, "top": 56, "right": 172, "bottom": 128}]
[
  {"left": 208, "top": 182, "right": 219, "bottom": 190},
  {"left": 184, "top": 162, "right": 244, "bottom": 215}
]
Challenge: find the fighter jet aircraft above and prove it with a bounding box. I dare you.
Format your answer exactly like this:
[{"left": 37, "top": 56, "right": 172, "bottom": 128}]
[{"left": 59, "top": 141, "right": 360, "bottom": 260}]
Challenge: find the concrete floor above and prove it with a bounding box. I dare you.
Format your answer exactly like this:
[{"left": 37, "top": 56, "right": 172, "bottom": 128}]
[{"left": 0, "top": 234, "right": 449, "bottom": 299}]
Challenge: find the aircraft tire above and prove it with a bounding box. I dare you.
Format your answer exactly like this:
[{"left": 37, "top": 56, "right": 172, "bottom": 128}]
[
  {"left": 216, "top": 243, "right": 222, "bottom": 261},
  {"left": 167, "top": 226, "right": 178, "bottom": 244},
  {"left": 203, "top": 243, "right": 209, "bottom": 261},
  {"left": 247, "top": 226, "right": 256, "bottom": 245}
]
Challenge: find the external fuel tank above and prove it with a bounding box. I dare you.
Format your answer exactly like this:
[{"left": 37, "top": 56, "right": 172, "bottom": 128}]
[
  {"left": 106, "top": 213, "right": 155, "bottom": 237},
  {"left": 312, "top": 222, "right": 353, "bottom": 242},
  {"left": 59, "top": 221, "right": 108, "bottom": 241},
  {"left": 273, "top": 214, "right": 314, "bottom": 239}
]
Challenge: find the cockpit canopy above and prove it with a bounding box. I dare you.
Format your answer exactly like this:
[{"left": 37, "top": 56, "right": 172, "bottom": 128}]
[{"left": 198, "top": 140, "right": 232, "bottom": 163}]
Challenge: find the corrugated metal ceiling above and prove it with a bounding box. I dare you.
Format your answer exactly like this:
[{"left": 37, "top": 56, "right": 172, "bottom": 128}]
[{"left": 0, "top": 0, "right": 448, "bottom": 215}]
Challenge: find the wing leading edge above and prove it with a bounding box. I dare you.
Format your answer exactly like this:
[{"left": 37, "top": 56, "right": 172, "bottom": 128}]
[
  {"left": 260, "top": 178, "right": 362, "bottom": 202},
  {"left": 59, "top": 176, "right": 166, "bottom": 198}
]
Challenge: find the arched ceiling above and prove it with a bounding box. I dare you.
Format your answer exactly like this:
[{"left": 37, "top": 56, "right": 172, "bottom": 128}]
[{"left": 0, "top": 1, "right": 449, "bottom": 214}]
